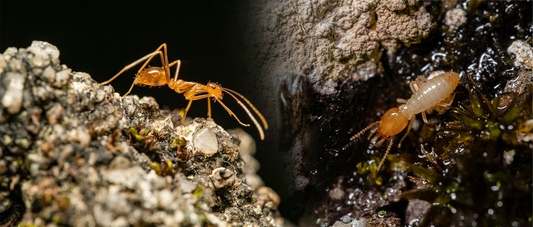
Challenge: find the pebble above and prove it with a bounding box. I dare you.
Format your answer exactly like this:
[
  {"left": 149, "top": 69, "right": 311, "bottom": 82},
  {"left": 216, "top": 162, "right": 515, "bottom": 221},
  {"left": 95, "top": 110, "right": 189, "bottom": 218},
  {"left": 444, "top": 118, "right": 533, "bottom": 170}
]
[
  {"left": 27, "top": 45, "right": 51, "bottom": 68},
  {"left": 1, "top": 72, "right": 25, "bottom": 114},
  {"left": 53, "top": 69, "right": 71, "bottom": 88},
  {"left": 31, "top": 41, "right": 60, "bottom": 65},
  {"left": 46, "top": 103, "right": 64, "bottom": 125},
  {"left": 193, "top": 127, "right": 218, "bottom": 156},
  {"left": 508, "top": 40, "right": 533, "bottom": 68},
  {"left": 210, "top": 167, "right": 235, "bottom": 189},
  {"left": 445, "top": 8, "right": 467, "bottom": 30},
  {"left": 42, "top": 66, "right": 56, "bottom": 83}
]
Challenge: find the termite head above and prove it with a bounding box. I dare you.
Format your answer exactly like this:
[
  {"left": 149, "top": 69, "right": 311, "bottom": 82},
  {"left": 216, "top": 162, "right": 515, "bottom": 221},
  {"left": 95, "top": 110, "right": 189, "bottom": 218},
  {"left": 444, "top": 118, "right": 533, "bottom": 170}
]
[
  {"left": 378, "top": 108, "right": 409, "bottom": 137},
  {"left": 206, "top": 82, "right": 223, "bottom": 99}
]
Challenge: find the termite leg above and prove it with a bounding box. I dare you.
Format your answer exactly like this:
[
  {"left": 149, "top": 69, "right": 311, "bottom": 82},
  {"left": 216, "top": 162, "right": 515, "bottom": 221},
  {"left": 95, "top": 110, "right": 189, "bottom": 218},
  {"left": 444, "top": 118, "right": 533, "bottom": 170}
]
[
  {"left": 432, "top": 93, "right": 456, "bottom": 115},
  {"left": 377, "top": 138, "right": 394, "bottom": 171},
  {"left": 415, "top": 77, "right": 428, "bottom": 84},
  {"left": 409, "top": 77, "right": 427, "bottom": 94},
  {"left": 438, "top": 93, "right": 456, "bottom": 107},
  {"left": 398, "top": 117, "right": 415, "bottom": 148},
  {"left": 351, "top": 121, "right": 380, "bottom": 141},
  {"left": 421, "top": 111, "right": 429, "bottom": 123},
  {"left": 396, "top": 98, "right": 407, "bottom": 104}
]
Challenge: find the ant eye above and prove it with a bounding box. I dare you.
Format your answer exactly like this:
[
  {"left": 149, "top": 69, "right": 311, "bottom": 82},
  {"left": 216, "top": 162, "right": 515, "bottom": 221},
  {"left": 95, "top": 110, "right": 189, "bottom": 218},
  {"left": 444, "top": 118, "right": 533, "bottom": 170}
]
[{"left": 210, "top": 84, "right": 216, "bottom": 89}]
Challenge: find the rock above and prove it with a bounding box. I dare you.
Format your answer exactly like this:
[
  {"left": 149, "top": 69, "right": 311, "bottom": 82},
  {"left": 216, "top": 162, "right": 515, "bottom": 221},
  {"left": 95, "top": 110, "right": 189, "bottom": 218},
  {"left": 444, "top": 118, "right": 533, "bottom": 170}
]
[{"left": 1, "top": 72, "right": 25, "bottom": 114}]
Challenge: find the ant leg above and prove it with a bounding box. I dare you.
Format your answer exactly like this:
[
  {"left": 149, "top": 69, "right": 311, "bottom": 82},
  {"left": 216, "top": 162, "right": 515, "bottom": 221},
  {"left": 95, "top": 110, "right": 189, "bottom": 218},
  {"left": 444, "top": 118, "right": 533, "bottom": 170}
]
[
  {"left": 421, "top": 111, "right": 428, "bottom": 123},
  {"left": 377, "top": 138, "right": 394, "bottom": 171},
  {"left": 97, "top": 50, "right": 162, "bottom": 87},
  {"left": 351, "top": 121, "right": 380, "bottom": 141},
  {"left": 98, "top": 44, "right": 168, "bottom": 87},
  {"left": 207, "top": 97, "right": 212, "bottom": 118},
  {"left": 398, "top": 117, "right": 415, "bottom": 148},
  {"left": 168, "top": 60, "right": 182, "bottom": 83},
  {"left": 182, "top": 99, "right": 194, "bottom": 125},
  {"left": 123, "top": 82, "right": 136, "bottom": 97}
]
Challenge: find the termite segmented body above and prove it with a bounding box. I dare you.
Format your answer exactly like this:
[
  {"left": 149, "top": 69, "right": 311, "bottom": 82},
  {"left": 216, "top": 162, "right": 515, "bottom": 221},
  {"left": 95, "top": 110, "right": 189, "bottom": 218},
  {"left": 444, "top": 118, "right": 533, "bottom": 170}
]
[{"left": 352, "top": 71, "right": 460, "bottom": 171}]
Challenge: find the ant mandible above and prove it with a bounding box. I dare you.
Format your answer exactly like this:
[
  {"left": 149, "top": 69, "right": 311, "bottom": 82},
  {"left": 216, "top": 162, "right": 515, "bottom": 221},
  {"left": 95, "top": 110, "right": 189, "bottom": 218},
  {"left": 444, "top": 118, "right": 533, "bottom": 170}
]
[{"left": 96, "top": 44, "right": 268, "bottom": 140}]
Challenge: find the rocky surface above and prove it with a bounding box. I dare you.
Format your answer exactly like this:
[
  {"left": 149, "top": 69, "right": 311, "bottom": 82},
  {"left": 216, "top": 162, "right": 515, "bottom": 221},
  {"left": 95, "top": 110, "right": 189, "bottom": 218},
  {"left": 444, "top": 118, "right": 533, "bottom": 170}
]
[
  {"left": 240, "top": 0, "right": 532, "bottom": 226},
  {"left": 0, "top": 41, "right": 283, "bottom": 227}
]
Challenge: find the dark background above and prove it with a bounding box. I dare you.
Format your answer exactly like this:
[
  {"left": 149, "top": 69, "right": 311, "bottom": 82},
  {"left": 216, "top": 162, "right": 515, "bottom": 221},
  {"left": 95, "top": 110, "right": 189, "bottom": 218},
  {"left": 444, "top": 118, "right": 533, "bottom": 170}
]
[
  {"left": 0, "top": 0, "right": 278, "bottom": 197},
  {"left": 0, "top": 1, "right": 252, "bottom": 130}
]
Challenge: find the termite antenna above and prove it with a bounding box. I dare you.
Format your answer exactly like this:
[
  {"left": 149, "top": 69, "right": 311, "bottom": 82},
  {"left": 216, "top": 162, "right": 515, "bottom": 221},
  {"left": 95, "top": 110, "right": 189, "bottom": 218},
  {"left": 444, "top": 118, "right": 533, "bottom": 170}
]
[
  {"left": 377, "top": 138, "right": 394, "bottom": 171},
  {"left": 350, "top": 121, "right": 380, "bottom": 141}
]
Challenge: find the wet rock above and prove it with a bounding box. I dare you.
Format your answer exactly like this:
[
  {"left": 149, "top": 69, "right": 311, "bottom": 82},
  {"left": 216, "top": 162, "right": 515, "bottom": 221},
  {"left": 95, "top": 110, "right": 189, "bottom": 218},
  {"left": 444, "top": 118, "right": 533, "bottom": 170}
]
[
  {"left": 508, "top": 40, "right": 533, "bottom": 69},
  {"left": 445, "top": 8, "right": 467, "bottom": 30},
  {"left": 405, "top": 199, "right": 431, "bottom": 224}
]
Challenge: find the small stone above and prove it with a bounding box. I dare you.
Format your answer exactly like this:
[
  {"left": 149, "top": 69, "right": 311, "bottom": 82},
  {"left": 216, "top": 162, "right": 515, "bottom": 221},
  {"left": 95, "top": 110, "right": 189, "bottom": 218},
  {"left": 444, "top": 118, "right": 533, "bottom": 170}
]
[
  {"left": 341, "top": 215, "right": 352, "bottom": 223},
  {"left": 31, "top": 41, "right": 60, "bottom": 65},
  {"left": 445, "top": 8, "right": 467, "bottom": 30},
  {"left": 46, "top": 103, "right": 64, "bottom": 125},
  {"left": 42, "top": 66, "right": 56, "bottom": 83},
  {"left": 2, "top": 135, "right": 12, "bottom": 146},
  {"left": 193, "top": 127, "right": 218, "bottom": 156},
  {"left": 0, "top": 55, "right": 6, "bottom": 75},
  {"left": 15, "top": 138, "right": 30, "bottom": 149},
  {"left": 77, "top": 126, "right": 91, "bottom": 147},
  {"left": 53, "top": 69, "right": 71, "bottom": 88},
  {"left": 94, "top": 89, "right": 106, "bottom": 102},
  {"left": 508, "top": 40, "right": 533, "bottom": 69},
  {"left": 110, "top": 217, "right": 128, "bottom": 227},
  {"left": 27, "top": 45, "right": 51, "bottom": 68},
  {"left": 1, "top": 72, "right": 26, "bottom": 114},
  {"left": 109, "top": 156, "right": 131, "bottom": 170},
  {"left": 158, "top": 189, "right": 174, "bottom": 208},
  {"left": 256, "top": 186, "right": 280, "bottom": 208},
  {"left": 210, "top": 167, "right": 235, "bottom": 189},
  {"left": 503, "top": 150, "right": 515, "bottom": 165},
  {"left": 177, "top": 176, "right": 196, "bottom": 193},
  {"left": 329, "top": 187, "right": 345, "bottom": 200}
]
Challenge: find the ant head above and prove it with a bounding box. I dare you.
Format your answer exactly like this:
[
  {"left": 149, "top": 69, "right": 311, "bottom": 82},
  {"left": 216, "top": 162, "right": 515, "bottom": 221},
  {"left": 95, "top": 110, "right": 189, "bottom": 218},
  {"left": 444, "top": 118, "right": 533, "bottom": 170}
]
[
  {"left": 206, "top": 82, "right": 223, "bottom": 98},
  {"left": 378, "top": 108, "right": 408, "bottom": 137}
]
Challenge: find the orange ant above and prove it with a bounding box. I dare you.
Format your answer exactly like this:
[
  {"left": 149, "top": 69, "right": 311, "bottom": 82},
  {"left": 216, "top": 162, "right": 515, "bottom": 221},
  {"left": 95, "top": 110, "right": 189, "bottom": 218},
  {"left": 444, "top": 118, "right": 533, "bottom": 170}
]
[
  {"left": 351, "top": 71, "right": 460, "bottom": 171},
  {"left": 96, "top": 44, "right": 268, "bottom": 140}
]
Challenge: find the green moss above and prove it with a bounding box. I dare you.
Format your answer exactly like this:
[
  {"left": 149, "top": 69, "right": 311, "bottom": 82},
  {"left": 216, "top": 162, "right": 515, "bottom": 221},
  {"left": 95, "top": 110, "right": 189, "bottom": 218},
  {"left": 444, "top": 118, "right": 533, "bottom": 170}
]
[
  {"left": 193, "top": 187, "right": 204, "bottom": 198},
  {"left": 401, "top": 76, "right": 532, "bottom": 226}
]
